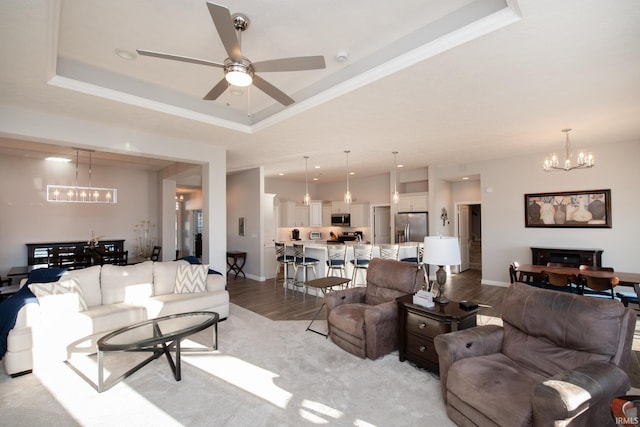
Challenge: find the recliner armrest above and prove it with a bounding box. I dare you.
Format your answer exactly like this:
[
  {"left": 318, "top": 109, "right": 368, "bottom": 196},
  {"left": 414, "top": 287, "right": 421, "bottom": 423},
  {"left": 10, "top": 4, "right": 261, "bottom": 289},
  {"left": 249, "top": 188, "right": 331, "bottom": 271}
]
[
  {"left": 532, "top": 361, "right": 630, "bottom": 424},
  {"left": 434, "top": 325, "right": 504, "bottom": 402},
  {"left": 324, "top": 287, "right": 366, "bottom": 311}
]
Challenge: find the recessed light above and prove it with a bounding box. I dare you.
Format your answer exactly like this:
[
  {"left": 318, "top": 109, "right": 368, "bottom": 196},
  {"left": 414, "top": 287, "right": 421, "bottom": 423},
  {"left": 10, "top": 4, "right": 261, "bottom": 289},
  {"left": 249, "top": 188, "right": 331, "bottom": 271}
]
[
  {"left": 397, "top": 164, "right": 404, "bottom": 168},
  {"left": 314, "top": 165, "right": 320, "bottom": 169},
  {"left": 349, "top": 172, "right": 355, "bottom": 176},
  {"left": 335, "top": 51, "right": 349, "bottom": 62},
  {"left": 115, "top": 49, "right": 136, "bottom": 60},
  {"left": 278, "top": 173, "right": 285, "bottom": 176},
  {"left": 313, "top": 178, "right": 319, "bottom": 181},
  {"left": 46, "top": 156, "right": 71, "bottom": 163},
  {"left": 462, "top": 176, "right": 469, "bottom": 180}
]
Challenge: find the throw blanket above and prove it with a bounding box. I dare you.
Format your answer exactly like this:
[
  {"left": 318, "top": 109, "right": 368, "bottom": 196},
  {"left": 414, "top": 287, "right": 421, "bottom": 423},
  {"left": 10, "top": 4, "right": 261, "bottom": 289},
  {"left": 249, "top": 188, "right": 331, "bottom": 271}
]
[
  {"left": 0, "top": 267, "right": 66, "bottom": 358},
  {"left": 179, "top": 256, "right": 223, "bottom": 275},
  {"left": 0, "top": 286, "right": 38, "bottom": 358}
]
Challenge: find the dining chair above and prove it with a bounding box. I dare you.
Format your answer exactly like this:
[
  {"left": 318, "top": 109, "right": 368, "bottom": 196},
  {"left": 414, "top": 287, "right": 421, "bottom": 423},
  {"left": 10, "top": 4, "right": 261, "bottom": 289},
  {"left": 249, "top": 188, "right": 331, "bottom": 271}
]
[
  {"left": 350, "top": 244, "right": 373, "bottom": 286},
  {"left": 401, "top": 242, "right": 428, "bottom": 284},
  {"left": 150, "top": 246, "right": 162, "bottom": 261},
  {"left": 578, "top": 273, "right": 619, "bottom": 300},
  {"left": 541, "top": 270, "right": 577, "bottom": 293}
]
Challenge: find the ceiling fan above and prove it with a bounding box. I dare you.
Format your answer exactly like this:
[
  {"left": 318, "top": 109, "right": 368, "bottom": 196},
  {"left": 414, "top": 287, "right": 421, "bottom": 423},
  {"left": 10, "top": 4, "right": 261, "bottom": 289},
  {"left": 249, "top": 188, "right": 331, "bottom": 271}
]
[{"left": 136, "top": 2, "right": 326, "bottom": 106}]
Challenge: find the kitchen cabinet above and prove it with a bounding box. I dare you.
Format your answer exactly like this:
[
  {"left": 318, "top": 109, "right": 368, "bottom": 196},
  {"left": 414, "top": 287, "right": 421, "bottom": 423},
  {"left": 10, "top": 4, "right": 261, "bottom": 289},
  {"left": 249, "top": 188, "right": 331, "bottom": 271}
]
[
  {"left": 309, "top": 201, "right": 323, "bottom": 227},
  {"left": 280, "top": 201, "right": 296, "bottom": 227},
  {"left": 295, "top": 205, "right": 309, "bottom": 227},
  {"left": 331, "top": 201, "right": 349, "bottom": 214},
  {"left": 322, "top": 204, "right": 332, "bottom": 226},
  {"left": 397, "top": 193, "right": 428, "bottom": 212},
  {"left": 350, "top": 203, "right": 369, "bottom": 227}
]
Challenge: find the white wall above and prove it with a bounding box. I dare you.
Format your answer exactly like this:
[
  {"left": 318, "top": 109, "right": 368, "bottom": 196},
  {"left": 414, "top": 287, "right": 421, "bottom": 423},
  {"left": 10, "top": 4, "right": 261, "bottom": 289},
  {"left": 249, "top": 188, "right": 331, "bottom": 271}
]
[
  {"left": 0, "top": 154, "right": 159, "bottom": 274},
  {"left": 0, "top": 105, "right": 228, "bottom": 275},
  {"left": 435, "top": 139, "right": 640, "bottom": 285},
  {"left": 227, "top": 168, "right": 263, "bottom": 280}
]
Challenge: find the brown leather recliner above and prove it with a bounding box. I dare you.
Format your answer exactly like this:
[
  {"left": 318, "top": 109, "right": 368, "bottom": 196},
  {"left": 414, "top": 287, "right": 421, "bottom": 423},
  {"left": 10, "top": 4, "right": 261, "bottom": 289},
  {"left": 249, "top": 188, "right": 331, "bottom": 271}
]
[
  {"left": 435, "top": 282, "right": 635, "bottom": 427},
  {"left": 324, "top": 258, "right": 425, "bottom": 359}
]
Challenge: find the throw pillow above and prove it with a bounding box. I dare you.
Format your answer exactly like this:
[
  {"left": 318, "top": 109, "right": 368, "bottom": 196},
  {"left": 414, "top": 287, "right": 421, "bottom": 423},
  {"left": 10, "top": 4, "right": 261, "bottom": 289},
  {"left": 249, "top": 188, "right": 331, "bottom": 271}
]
[
  {"left": 28, "top": 277, "right": 88, "bottom": 312},
  {"left": 174, "top": 264, "right": 209, "bottom": 294}
]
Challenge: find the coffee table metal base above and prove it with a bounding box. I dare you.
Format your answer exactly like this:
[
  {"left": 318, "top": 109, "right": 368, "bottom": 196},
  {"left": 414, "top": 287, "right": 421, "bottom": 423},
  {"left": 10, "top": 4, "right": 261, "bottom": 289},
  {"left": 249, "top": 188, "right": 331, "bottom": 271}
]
[{"left": 97, "top": 313, "right": 218, "bottom": 392}]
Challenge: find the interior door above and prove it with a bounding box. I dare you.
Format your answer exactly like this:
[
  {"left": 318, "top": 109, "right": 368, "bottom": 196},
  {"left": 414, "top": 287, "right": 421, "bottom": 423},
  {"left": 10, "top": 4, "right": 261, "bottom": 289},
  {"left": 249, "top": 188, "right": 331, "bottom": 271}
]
[
  {"left": 373, "top": 206, "right": 391, "bottom": 244},
  {"left": 458, "top": 205, "right": 470, "bottom": 272}
]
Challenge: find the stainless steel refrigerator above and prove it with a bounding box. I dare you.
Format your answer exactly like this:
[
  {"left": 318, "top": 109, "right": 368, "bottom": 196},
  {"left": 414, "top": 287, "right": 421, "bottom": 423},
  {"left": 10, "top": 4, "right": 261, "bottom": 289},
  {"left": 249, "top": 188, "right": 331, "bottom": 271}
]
[{"left": 395, "top": 212, "right": 429, "bottom": 243}]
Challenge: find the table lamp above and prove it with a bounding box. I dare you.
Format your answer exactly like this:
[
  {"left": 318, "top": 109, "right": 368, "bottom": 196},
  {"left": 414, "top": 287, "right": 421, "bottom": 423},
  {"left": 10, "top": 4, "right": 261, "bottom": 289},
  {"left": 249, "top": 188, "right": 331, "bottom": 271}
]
[{"left": 423, "top": 236, "right": 461, "bottom": 304}]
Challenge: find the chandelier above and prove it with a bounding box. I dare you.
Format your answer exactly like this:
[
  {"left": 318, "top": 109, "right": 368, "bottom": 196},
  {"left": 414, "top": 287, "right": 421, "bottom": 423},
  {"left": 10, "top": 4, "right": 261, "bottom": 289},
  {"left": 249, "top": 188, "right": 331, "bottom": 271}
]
[
  {"left": 392, "top": 151, "right": 400, "bottom": 204},
  {"left": 47, "top": 149, "right": 117, "bottom": 204},
  {"left": 543, "top": 129, "right": 594, "bottom": 172},
  {"left": 303, "top": 156, "right": 310, "bottom": 206},
  {"left": 344, "top": 150, "right": 352, "bottom": 204}
]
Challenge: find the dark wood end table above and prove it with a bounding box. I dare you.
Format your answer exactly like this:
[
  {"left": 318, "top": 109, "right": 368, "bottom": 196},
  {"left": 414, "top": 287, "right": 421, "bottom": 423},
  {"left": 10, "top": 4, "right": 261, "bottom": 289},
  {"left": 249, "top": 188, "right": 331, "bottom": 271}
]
[
  {"left": 226, "top": 251, "right": 247, "bottom": 279},
  {"left": 397, "top": 294, "right": 477, "bottom": 373}
]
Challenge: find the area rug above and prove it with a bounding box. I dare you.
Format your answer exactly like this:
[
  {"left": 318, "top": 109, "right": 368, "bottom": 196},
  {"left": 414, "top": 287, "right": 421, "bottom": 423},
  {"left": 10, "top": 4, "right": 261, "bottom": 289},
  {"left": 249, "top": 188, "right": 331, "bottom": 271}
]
[{"left": 0, "top": 304, "right": 455, "bottom": 427}]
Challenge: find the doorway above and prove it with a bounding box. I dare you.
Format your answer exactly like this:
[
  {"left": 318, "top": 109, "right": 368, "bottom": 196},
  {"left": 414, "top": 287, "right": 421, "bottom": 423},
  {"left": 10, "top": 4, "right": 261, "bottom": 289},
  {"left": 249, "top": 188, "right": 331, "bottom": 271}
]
[{"left": 455, "top": 203, "right": 481, "bottom": 272}]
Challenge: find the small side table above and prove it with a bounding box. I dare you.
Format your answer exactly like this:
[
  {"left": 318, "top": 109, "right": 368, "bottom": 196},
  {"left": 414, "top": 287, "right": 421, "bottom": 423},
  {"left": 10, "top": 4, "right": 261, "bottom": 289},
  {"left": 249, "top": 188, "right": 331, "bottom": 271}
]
[
  {"left": 304, "top": 276, "right": 351, "bottom": 337},
  {"left": 397, "top": 294, "right": 477, "bottom": 373},
  {"left": 226, "top": 251, "right": 247, "bottom": 279}
]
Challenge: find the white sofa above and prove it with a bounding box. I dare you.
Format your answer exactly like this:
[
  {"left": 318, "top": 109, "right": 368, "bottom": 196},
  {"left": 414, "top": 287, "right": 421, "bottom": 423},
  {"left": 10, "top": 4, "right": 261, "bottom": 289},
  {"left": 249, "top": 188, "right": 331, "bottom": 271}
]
[{"left": 3, "top": 260, "right": 229, "bottom": 377}]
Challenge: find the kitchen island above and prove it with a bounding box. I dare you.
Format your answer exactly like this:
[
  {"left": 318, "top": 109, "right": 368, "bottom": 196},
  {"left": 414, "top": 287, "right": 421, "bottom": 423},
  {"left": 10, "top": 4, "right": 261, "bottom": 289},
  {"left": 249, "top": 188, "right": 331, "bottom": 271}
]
[{"left": 277, "top": 241, "right": 423, "bottom": 297}]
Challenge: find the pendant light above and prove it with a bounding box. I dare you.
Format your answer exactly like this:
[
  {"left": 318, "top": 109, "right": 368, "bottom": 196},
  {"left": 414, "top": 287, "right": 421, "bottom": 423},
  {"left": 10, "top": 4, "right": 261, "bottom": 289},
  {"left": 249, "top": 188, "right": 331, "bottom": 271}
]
[
  {"left": 303, "top": 156, "right": 310, "bottom": 206},
  {"left": 392, "top": 151, "right": 400, "bottom": 204},
  {"left": 344, "top": 150, "right": 352, "bottom": 204}
]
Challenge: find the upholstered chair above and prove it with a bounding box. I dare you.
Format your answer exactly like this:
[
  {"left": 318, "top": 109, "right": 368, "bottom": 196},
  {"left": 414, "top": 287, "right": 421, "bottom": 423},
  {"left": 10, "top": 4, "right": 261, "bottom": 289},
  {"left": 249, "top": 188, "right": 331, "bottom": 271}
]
[
  {"left": 435, "top": 282, "right": 634, "bottom": 427},
  {"left": 324, "top": 258, "right": 425, "bottom": 359}
]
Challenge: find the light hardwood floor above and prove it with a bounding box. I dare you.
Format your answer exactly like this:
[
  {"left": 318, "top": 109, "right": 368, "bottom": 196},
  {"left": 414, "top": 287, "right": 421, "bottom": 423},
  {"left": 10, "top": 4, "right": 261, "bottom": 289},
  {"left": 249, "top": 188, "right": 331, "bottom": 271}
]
[{"left": 227, "top": 268, "right": 506, "bottom": 320}]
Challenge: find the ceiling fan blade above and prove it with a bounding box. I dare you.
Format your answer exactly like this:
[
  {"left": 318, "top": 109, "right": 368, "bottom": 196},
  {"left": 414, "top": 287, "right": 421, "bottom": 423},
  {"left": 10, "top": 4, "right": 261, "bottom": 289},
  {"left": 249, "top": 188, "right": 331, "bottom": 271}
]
[
  {"left": 136, "top": 49, "right": 224, "bottom": 68},
  {"left": 252, "top": 74, "right": 295, "bottom": 106},
  {"left": 252, "top": 56, "right": 326, "bottom": 73},
  {"left": 206, "top": 2, "right": 241, "bottom": 62},
  {"left": 203, "top": 78, "right": 229, "bottom": 100}
]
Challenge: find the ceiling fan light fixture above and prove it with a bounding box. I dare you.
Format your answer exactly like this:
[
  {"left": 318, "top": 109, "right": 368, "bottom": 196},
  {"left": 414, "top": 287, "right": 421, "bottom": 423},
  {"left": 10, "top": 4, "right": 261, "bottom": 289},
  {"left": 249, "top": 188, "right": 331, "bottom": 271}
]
[{"left": 225, "top": 62, "right": 253, "bottom": 87}]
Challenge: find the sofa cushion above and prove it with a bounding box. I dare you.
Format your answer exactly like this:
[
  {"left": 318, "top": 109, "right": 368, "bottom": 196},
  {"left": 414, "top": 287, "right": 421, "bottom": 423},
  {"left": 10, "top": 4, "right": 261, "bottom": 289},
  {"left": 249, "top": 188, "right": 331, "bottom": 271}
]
[
  {"left": 364, "top": 259, "right": 423, "bottom": 305},
  {"left": 174, "top": 264, "right": 209, "bottom": 294},
  {"left": 60, "top": 265, "right": 102, "bottom": 307},
  {"left": 153, "top": 260, "right": 188, "bottom": 296},
  {"left": 447, "top": 353, "right": 543, "bottom": 427},
  {"left": 501, "top": 282, "right": 627, "bottom": 376},
  {"left": 141, "top": 292, "right": 229, "bottom": 319},
  {"left": 100, "top": 261, "right": 154, "bottom": 305},
  {"left": 29, "top": 278, "right": 88, "bottom": 312}
]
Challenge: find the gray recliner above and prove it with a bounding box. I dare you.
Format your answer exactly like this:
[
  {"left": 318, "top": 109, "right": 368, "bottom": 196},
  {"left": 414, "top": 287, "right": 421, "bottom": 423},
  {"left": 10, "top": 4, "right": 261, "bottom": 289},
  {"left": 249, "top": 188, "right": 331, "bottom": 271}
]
[
  {"left": 435, "top": 281, "right": 634, "bottom": 427},
  {"left": 325, "top": 258, "right": 425, "bottom": 359}
]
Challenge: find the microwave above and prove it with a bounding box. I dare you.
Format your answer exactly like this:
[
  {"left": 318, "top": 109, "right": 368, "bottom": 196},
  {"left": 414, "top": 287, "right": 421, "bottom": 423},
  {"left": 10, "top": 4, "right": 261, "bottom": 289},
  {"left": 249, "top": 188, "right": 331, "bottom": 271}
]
[{"left": 331, "top": 213, "right": 351, "bottom": 226}]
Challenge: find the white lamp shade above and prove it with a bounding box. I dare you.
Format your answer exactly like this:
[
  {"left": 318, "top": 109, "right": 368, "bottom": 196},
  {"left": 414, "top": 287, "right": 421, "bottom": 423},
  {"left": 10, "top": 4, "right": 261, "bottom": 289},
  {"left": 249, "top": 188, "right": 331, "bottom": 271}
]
[{"left": 423, "top": 236, "right": 461, "bottom": 266}]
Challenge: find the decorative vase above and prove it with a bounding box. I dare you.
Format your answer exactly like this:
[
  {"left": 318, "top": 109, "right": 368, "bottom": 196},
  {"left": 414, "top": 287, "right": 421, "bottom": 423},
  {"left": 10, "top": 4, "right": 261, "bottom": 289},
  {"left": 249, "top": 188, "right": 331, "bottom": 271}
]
[{"left": 554, "top": 205, "right": 566, "bottom": 224}]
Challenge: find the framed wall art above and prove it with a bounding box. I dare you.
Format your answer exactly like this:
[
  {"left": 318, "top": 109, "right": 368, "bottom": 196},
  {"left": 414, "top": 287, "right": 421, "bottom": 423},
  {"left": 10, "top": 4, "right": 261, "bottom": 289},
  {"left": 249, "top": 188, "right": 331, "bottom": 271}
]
[{"left": 524, "top": 189, "right": 611, "bottom": 228}]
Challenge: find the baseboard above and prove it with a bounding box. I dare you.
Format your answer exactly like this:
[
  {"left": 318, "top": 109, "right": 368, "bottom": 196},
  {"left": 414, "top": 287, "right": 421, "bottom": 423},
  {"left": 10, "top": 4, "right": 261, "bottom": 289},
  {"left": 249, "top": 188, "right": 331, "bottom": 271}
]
[{"left": 481, "top": 279, "right": 509, "bottom": 288}]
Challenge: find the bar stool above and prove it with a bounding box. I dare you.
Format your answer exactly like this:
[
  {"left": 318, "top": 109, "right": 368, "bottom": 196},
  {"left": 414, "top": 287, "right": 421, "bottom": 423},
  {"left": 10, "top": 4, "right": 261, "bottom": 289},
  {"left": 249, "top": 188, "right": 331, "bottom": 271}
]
[
  {"left": 326, "top": 244, "right": 347, "bottom": 278},
  {"left": 401, "top": 242, "right": 429, "bottom": 287},
  {"left": 274, "top": 242, "right": 295, "bottom": 296},
  {"left": 293, "top": 243, "right": 319, "bottom": 298},
  {"left": 350, "top": 244, "right": 373, "bottom": 286},
  {"left": 379, "top": 244, "right": 400, "bottom": 260}
]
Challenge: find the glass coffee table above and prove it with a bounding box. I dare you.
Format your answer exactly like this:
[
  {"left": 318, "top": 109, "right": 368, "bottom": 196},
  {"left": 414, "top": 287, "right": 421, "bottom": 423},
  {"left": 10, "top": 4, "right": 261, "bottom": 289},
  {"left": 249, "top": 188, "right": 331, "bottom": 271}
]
[{"left": 97, "top": 311, "right": 219, "bottom": 392}]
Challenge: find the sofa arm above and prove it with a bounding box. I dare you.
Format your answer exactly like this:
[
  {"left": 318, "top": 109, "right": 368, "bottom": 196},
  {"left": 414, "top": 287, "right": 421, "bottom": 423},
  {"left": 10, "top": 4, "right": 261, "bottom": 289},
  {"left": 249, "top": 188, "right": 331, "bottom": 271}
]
[
  {"left": 363, "top": 300, "right": 400, "bottom": 359},
  {"left": 434, "top": 325, "right": 504, "bottom": 402},
  {"left": 206, "top": 273, "right": 226, "bottom": 293},
  {"left": 532, "top": 361, "right": 630, "bottom": 425},
  {"left": 324, "top": 287, "right": 366, "bottom": 312}
]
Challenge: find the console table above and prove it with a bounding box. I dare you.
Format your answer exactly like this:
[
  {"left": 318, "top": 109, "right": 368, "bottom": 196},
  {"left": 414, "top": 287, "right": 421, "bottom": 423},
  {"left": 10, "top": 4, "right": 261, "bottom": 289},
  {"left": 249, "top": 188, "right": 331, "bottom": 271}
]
[
  {"left": 531, "top": 247, "right": 603, "bottom": 268},
  {"left": 26, "top": 240, "right": 125, "bottom": 267}
]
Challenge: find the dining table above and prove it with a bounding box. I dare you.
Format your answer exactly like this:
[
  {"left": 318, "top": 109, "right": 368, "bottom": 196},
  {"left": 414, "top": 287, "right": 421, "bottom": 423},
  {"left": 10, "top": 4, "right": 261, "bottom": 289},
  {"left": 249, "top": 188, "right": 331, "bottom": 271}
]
[{"left": 514, "top": 264, "right": 640, "bottom": 286}]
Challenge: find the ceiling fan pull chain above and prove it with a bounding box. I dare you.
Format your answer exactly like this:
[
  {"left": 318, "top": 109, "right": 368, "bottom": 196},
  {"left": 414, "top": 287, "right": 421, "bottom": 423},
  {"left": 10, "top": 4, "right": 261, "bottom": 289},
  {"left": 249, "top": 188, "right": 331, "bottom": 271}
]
[{"left": 247, "top": 86, "right": 251, "bottom": 117}]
